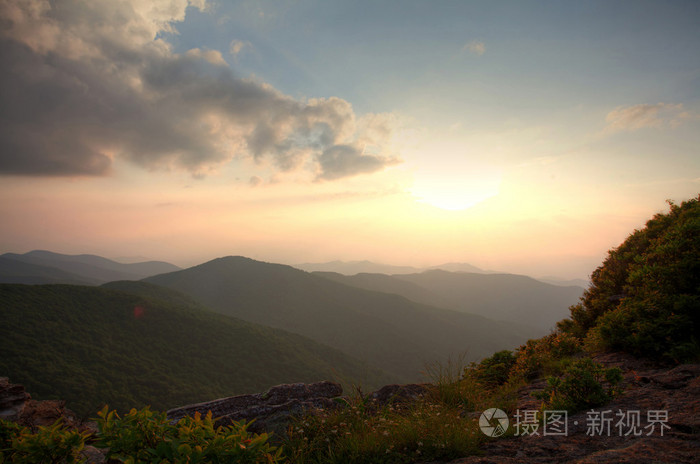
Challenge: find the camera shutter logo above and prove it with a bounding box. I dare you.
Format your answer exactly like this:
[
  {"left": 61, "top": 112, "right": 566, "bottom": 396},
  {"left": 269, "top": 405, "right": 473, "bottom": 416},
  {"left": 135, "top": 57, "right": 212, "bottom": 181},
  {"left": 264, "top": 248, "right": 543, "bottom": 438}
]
[{"left": 479, "top": 408, "right": 509, "bottom": 437}]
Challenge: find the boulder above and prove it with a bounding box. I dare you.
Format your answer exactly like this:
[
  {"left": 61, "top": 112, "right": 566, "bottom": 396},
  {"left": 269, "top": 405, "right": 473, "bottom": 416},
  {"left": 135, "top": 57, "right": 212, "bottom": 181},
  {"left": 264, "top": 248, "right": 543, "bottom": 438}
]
[
  {"left": 367, "top": 383, "right": 430, "bottom": 409},
  {"left": 166, "top": 381, "right": 343, "bottom": 436}
]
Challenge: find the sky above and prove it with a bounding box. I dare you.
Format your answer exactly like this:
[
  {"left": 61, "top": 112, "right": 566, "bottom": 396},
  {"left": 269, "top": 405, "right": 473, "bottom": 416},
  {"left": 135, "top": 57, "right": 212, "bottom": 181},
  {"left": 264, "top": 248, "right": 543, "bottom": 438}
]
[{"left": 1, "top": 0, "right": 699, "bottom": 279}]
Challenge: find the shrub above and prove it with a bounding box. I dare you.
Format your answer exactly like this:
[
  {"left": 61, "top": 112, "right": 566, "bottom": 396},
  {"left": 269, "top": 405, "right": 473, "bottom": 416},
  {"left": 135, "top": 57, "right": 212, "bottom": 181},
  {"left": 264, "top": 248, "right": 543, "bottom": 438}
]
[
  {"left": 468, "top": 350, "right": 516, "bottom": 386},
  {"left": 559, "top": 196, "right": 700, "bottom": 362},
  {"left": 0, "top": 419, "right": 88, "bottom": 464},
  {"left": 536, "top": 358, "right": 622, "bottom": 413},
  {"left": 95, "top": 406, "right": 283, "bottom": 463},
  {"left": 509, "top": 332, "right": 581, "bottom": 381}
]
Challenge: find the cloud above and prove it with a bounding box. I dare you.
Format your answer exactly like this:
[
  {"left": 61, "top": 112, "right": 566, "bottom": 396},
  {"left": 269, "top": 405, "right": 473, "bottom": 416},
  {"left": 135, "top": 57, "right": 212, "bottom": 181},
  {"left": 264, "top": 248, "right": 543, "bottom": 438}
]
[
  {"left": 463, "top": 40, "right": 485, "bottom": 56},
  {"left": 229, "top": 39, "right": 251, "bottom": 58},
  {"left": 605, "top": 103, "right": 692, "bottom": 132},
  {"left": 186, "top": 47, "right": 226, "bottom": 65},
  {"left": 316, "top": 145, "right": 400, "bottom": 181},
  {"left": 0, "top": 0, "right": 398, "bottom": 180}
]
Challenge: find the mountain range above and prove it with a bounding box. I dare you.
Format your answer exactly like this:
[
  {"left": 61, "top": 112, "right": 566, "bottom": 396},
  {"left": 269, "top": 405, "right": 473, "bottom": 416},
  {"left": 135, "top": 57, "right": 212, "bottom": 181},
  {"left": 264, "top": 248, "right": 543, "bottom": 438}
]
[
  {"left": 0, "top": 250, "right": 585, "bottom": 415},
  {"left": 313, "top": 270, "right": 583, "bottom": 331},
  {"left": 293, "top": 260, "right": 487, "bottom": 275},
  {"left": 0, "top": 250, "right": 180, "bottom": 285},
  {"left": 144, "top": 256, "right": 543, "bottom": 382}
]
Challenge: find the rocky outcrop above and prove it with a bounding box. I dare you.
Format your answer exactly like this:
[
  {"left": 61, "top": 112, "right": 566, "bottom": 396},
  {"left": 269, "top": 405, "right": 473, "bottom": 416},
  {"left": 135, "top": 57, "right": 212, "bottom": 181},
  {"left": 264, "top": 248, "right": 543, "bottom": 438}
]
[
  {"left": 0, "top": 377, "right": 81, "bottom": 431},
  {"left": 367, "top": 383, "right": 430, "bottom": 409},
  {"left": 0, "top": 377, "right": 30, "bottom": 420},
  {"left": 450, "top": 353, "right": 700, "bottom": 464},
  {"left": 166, "top": 381, "right": 343, "bottom": 435}
]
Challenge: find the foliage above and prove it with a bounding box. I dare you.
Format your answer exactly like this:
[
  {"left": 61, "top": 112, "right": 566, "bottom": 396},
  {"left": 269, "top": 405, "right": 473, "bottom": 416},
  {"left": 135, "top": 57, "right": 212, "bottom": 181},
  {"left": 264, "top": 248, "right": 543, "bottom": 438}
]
[
  {"left": 0, "top": 419, "right": 23, "bottom": 462},
  {"left": 423, "top": 354, "right": 478, "bottom": 409},
  {"left": 0, "top": 419, "right": 88, "bottom": 464},
  {"left": 508, "top": 332, "right": 581, "bottom": 381},
  {"left": 0, "top": 283, "right": 389, "bottom": 418},
  {"left": 468, "top": 350, "right": 516, "bottom": 386},
  {"left": 535, "top": 358, "right": 622, "bottom": 413},
  {"left": 283, "top": 390, "right": 481, "bottom": 464},
  {"left": 283, "top": 354, "right": 532, "bottom": 464},
  {"left": 96, "top": 406, "right": 282, "bottom": 464},
  {"left": 558, "top": 195, "right": 700, "bottom": 362}
]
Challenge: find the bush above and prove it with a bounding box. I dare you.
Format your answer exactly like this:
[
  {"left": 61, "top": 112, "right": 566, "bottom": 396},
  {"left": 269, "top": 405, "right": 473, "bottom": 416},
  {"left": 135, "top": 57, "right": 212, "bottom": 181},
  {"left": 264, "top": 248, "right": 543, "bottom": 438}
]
[
  {"left": 559, "top": 196, "right": 700, "bottom": 362},
  {"left": 535, "top": 358, "right": 622, "bottom": 413},
  {"left": 95, "top": 406, "right": 283, "bottom": 463},
  {"left": 0, "top": 419, "right": 88, "bottom": 464},
  {"left": 509, "top": 332, "right": 581, "bottom": 381},
  {"left": 468, "top": 350, "right": 516, "bottom": 386}
]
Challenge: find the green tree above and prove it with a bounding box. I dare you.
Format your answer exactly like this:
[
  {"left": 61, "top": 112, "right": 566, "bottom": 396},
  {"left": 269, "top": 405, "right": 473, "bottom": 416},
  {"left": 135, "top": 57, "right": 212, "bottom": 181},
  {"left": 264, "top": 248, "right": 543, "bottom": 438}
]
[{"left": 559, "top": 195, "right": 700, "bottom": 362}]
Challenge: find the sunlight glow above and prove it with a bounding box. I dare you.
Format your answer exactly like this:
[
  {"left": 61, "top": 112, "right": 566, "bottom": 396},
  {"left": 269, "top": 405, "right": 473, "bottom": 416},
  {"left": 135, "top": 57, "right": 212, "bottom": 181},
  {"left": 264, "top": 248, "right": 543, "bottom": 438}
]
[{"left": 409, "top": 171, "right": 501, "bottom": 211}]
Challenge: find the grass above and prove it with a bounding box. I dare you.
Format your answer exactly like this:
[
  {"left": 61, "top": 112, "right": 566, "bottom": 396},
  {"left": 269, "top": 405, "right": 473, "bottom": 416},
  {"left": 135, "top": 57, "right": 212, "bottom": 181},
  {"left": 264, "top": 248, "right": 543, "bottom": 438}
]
[
  {"left": 281, "top": 354, "right": 527, "bottom": 464},
  {"left": 283, "top": 393, "right": 482, "bottom": 463}
]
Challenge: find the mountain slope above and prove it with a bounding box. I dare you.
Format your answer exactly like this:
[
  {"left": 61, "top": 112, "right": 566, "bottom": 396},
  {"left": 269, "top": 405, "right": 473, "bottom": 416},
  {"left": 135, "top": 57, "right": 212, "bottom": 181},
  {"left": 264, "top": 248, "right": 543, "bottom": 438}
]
[
  {"left": 392, "top": 270, "right": 584, "bottom": 331},
  {"left": 144, "top": 257, "right": 539, "bottom": 382},
  {"left": 294, "top": 260, "right": 487, "bottom": 275},
  {"left": 0, "top": 283, "right": 390, "bottom": 417},
  {"left": 313, "top": 271, "right": 452, "bottom": 309},
  {"left": 0, "top": 256, "right": 98, "bottom": 285},
  {"left": 294, "top": 260, "right": 423, "bottom": 275},
  {"left": 313, "top": 270, "right": 583, "bottom": 332},
  {"left": 0, "top": 250, "right": 180, "bottom": 284}
]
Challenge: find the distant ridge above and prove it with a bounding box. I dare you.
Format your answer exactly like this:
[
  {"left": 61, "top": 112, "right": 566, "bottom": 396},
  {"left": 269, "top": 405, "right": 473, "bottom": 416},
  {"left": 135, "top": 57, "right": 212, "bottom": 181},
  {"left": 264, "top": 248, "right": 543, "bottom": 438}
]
[
  {"left": 294, "top": 260, "right": 488, "bottom": 275},
  {"left": 394, "top": 270, "right": 583, "bottom": 331},
  {"left": 145, "top": 256, "right": 538, "bottom": 382},
  {"left": 0, "top": 256, "right": 96, "bottom": 285},
  {"left": 315, "top": 269, "right": 583, "bottom": 332},
  {"left": 0, "top": 250, "right": 181, "bottom": 284},
  {"left": 293, "top": 260, "right": 423, "bottom": 275},
  {"left": 536, "top": 276, "right": 590, "bottom": 288}
]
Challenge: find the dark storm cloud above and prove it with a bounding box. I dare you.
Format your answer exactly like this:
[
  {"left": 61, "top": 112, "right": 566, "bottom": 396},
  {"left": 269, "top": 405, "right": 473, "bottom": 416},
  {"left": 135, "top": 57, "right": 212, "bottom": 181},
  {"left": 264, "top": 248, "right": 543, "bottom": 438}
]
[{"left": 0, "top": 0, "right": 398, "bottom": 180}]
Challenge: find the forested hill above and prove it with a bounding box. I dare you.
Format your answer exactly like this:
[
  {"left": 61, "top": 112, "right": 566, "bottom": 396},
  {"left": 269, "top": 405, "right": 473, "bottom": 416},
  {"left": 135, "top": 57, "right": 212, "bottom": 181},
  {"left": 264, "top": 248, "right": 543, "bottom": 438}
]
[
  {"left": 314, "top": 270, "right": 583, "bottom": 332},
  {"left": 144, "top": 257, "right": 539, "bottom": 382},
  {"left": 0, "top": 250, "right": 180, "bottom": 285},
  {"left": 0, "top": 283, "right": 391, "bottom": 417}
]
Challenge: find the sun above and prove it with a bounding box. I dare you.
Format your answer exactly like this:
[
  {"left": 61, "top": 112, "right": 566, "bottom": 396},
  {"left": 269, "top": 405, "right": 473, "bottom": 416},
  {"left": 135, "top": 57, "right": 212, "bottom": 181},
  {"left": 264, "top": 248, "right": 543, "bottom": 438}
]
[{"left": 409, "top": 171, "right": 501, "bottom": 211}]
